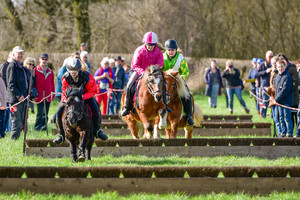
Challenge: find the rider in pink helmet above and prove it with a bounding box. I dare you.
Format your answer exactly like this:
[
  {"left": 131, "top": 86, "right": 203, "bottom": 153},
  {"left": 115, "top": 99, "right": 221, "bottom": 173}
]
[{"left": 121, "top": 31, "right": 172, "bottom": 116}]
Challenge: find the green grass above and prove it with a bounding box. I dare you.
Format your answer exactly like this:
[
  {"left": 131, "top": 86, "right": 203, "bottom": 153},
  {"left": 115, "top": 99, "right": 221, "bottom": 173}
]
[{"left": 0, "top": 92, "right": 299, "bottom": 199}]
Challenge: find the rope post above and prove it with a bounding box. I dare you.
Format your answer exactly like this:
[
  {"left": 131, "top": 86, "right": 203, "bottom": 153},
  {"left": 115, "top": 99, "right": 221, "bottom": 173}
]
[
  {"left": 23, "top": 70, "right": 33, "bottom": 156},
  {"left": 43, "top": 91, "right": 48, "bottom": 136}
]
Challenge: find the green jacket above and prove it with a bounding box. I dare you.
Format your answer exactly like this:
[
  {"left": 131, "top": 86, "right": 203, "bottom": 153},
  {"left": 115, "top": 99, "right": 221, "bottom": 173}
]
[{"left": 163, "top": 52, "right": 189, "bottom": 80}]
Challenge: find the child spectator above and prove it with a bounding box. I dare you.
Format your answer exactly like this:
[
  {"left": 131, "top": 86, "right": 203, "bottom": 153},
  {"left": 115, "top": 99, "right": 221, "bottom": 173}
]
[
  {"left": 94, "top": 57, "right": 115, "bottom": 115},
  {"left": 272, "top": 59, "right": 293, "bottom": 137}
]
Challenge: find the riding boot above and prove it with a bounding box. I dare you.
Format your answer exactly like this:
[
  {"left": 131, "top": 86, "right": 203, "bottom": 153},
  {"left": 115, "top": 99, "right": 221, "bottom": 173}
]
[
  {"left": 92, "top": 113, "right": 108, "bottom": 140},
  {"left": 162, "top": 80, "right": 173, "bottom": 113},
  {"left": 121, "top": 86, "right": 134, "bottom": 116},
  {"left": 181, "top": 96, "right": 194, "bottom": 126},
  {"left": 53, "top": 115, "right": 65, "bottom": 144}
]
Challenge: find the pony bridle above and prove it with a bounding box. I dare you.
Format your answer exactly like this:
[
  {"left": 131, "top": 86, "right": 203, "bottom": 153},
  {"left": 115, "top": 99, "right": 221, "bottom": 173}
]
[
  {"left": 146, "top": 74, "right": 163, "bottom": 97},
  {"left": 165, "top": 74, "right": 178, "bottom": 98}
]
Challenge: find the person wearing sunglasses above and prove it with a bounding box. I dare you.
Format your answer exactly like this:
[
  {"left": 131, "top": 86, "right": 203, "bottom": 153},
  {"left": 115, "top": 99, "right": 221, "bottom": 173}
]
[
  {"left": 34, "top": 53, "right": 55, "bottom": 131},
  {"left": 24, "top": 57, "right": 37, "bottom": 114}
]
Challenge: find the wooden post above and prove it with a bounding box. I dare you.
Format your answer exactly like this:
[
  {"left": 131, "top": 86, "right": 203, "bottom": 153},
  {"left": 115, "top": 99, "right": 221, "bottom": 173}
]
[
  {"left": 43, "top": 91, "right": 48, "bottom": 135},
  {"left": 23, "top": 69, "right": 33, "bottom": 155}
]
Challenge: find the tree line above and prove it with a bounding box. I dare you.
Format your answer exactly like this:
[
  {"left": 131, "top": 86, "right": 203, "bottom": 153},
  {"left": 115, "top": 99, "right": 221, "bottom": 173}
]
[{"left": 0, "top": 0, "right": 299, "bottom": 60}]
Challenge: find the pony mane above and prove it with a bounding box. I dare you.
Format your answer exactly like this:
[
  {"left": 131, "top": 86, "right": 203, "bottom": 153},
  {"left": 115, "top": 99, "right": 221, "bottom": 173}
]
[
  {"left": 146, "top": 65, "right": 162, "bottom": 75},
  {"left": 166, "top": 70, "right": 189, "bottom": 99}
]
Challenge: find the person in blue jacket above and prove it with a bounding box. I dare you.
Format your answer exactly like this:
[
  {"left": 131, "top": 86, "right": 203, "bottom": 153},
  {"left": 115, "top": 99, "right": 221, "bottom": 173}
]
[
  {"left": 247, "top": 58, "right": 260, "bottom": 114},
  {"left": 272, "top": 59, "right": 293, "bottom": 137}
]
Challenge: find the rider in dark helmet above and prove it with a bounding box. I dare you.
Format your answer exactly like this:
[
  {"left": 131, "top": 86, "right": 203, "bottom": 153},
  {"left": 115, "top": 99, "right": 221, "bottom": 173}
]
[
  {"left": 53, "top": 57, "right": 108, "bottom": 144},
  {"left": 163, "top": 39, "right": 194, "bottom": 126}
]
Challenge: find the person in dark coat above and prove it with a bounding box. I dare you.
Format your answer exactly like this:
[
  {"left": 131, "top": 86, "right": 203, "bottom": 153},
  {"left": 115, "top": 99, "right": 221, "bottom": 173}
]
[
  {"left": 257, "top": 50, "right": 273, "bottom": 118},
  {"left": 6, "top": 46, "right": 31, "bottom": 140},
  {"left": 277, "top": 53, "right": 299, "bottom": 133},
  {"left": 296, "top": 59, "right": 300, "bottom": 137},
  {"left": 272, "top": 59, "right": 293, "bottom": 137},
  {"left": 222, "top": 60, "right": 249, "bottom": 114},
  {"left": 204, "top": 60, "right": 223, "bottom": 108}
]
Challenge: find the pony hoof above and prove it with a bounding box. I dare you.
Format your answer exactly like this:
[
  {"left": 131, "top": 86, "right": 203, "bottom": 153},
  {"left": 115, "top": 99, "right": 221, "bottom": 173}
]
[{"left": 77, "top": 156, "right": 85, "bottom": 162}]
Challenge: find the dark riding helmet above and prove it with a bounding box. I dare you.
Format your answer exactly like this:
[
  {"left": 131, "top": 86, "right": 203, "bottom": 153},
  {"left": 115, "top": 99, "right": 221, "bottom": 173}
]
[
  {"left": 164, "top": 39, "right": 178, "bottom": 50},
  {"left": 65, "top": 57, "right": 81, "bottom": 72}
]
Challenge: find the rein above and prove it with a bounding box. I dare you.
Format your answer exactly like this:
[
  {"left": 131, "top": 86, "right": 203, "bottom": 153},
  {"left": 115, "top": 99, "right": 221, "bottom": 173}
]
[
  {"left": 165, "top": 74, "right": 178, "bottom": 98},
  {"left": 146, "top": 74, "right": 163, "bottom": 97}
]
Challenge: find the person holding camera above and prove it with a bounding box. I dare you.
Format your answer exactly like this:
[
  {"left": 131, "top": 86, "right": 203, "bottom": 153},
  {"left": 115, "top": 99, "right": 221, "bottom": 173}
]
[{"left": 222, "top": 60, "right": 249, "bottom": 114}]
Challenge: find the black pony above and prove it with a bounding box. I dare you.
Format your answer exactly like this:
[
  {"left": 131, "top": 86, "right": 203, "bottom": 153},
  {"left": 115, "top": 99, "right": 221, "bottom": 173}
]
[{"left": 63, "top": 86, "right": 93, "bottom": 162}]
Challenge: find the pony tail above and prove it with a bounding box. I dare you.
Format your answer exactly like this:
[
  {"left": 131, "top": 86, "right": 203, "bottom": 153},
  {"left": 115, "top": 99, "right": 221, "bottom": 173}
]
[
  {"left": 177, "top": 47, "right": 183, "bottom": 54},
  {"left": 156, "top": 42, "right": 165, "bottom": 52},
  {"left": 81, "top": 61, "right": 89, "bottom": 72}
]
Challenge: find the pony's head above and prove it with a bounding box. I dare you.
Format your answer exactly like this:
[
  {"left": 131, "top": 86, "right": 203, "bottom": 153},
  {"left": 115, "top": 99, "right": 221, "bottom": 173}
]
[
  {"left": 65, "top": 86, "right": 84, "bottom": 128},
  {"left": 144, "top": 65, "right": 164, "bottom": 102},
  {"left": 164, "top": 70, "right": 189, "bottom": 101}
]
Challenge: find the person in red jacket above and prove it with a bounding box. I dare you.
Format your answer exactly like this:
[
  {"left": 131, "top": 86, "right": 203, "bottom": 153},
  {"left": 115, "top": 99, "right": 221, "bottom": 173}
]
[
  {"left": 53, "top": 57, "right": 108, "bottom": 144},
  {"left": 34, "top": 53, "right": 55, "bottom": 131}
]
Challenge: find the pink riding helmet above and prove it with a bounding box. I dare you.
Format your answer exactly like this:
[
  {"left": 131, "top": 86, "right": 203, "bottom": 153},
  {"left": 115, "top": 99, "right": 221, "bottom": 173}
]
[{"left": 142, "top": 32, "right": 158, "bottom": 45}]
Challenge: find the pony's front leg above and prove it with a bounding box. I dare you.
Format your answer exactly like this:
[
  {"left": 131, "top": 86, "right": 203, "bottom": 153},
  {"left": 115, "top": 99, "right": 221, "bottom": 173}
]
[
  {"left": 70, "top": 142, "right": 77, "bottom": 162},
  {"left": 153, "top": 116, "right": 161, "bottom": 139},
  {"left": 139, "top": 113, "right": 153, "bottom": 139},
  {"left": 77, "top": 131, "right": 87, "bottom": 162},
  {"left": 158, "top": 109, "right": 167, "bottom": 130}
]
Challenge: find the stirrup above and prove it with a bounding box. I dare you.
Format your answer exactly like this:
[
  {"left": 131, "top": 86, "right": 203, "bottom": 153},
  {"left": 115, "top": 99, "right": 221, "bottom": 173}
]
[{"left": 53, "top": 134, "right": 65, "bottom": 144}]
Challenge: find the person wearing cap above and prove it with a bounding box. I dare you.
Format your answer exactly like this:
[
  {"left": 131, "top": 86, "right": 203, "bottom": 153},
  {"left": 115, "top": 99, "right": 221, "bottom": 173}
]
[
  {"left": 108, "top": 56, "right": 126, "bottom": 114},
  {"left": 94, "top": 57, "right": 115, "bottom": 115},
  {"left": 6, "top": 46, "right": 31, "bottom": 140},
  {"left": 257, "top": 50, "right": 273, "bottom": 118},
  {"left": 34, "top": 53, "right": 55, "bottom": 131},
  {"left": 121, "top": 31, "right": 172, "bottom": 116},
  {"left": 163, "top": 39, "right": 195, "bottom": 126},
  {"left": 80, "top": 43, "right": 87, "bottom": 52},
  {"left": 53, "top": 57, "right": 108, "bottom": 144},
  {"left": 247, "top": 57, "right": 260, "bottom": 114}
]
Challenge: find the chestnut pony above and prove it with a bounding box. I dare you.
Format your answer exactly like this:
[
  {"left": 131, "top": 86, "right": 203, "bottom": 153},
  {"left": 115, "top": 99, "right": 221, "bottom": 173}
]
[
  {"left": 121, "top": 65, "right": 168, "bottom": 139},
  {"left": 153, "top": 70, "right": 203, "bottom": 138},
  {"left": 62, "top": 86, "right": 93, "bottom": 162}
]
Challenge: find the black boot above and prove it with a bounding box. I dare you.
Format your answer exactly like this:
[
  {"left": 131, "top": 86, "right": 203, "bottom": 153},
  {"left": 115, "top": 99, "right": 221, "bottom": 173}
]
[
  {"left": 121, "top": 86, "right": 134, "bottom": 116},
  {"left": 162, "top": 79, "right": 173, "bottom": 113},
  {"left": 92, "top": 112, "right": 108, "bottom": 140},
  {"left": 53, "top": 114, "right": 65, "bottom": 144},
  {"left": 181, "top": 96, "right": 194, "bottom": 126}
]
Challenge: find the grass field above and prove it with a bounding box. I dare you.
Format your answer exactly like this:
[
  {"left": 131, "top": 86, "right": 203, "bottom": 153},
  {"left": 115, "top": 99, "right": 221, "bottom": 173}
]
[{"left": 0, "top": 91, "right": 299, "bottom": 199}]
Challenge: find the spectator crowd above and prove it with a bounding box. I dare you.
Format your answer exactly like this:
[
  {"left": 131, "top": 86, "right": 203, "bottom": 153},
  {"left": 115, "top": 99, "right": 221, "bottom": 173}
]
[
  {"left": 1, "top": 35, "right": 300, "bottom": 140},
  {"left": 204, "top": 50, "right": 300, "bottom": 137}
]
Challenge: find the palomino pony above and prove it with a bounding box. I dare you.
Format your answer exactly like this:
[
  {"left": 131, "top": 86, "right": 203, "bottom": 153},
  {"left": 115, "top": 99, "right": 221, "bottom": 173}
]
[
  {"left": 153, "top": 70, "right": 203, "bottom": 138},
  {"left": 122, "top": 65, "right": 168, "bottom": 139},
  {"left": 62, "top": 87, "right": 93, "bottom": 162}
]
